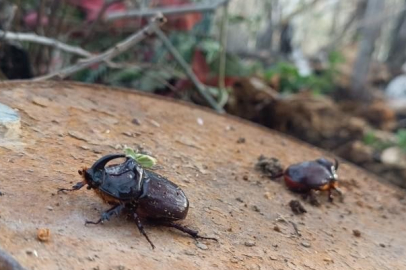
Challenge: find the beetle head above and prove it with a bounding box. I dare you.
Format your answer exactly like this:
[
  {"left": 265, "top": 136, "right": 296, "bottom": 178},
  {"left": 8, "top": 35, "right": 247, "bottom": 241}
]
[
  {"left": 80, "top": 154, "right": 126, "bottom": 189},
  {"left": 316, "top": 158, "right": 339, "bottom": 181}
]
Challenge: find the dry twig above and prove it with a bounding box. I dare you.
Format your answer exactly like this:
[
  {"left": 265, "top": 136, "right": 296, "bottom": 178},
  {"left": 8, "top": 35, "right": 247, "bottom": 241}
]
[
  {"left": 105, "top": 0, "right": 230, "bottom": 21},
  {"left": 33, "top": 13, "right": 166, "bottom": 81},
  {"left": 217, "top": 2, "right": 229, "bottom": 108},
  {"left": 153, "top": 27, "right": 225, "bottom": 113},
  {"left": 0, "top": 30, "right": 92, "bottom": 57}
]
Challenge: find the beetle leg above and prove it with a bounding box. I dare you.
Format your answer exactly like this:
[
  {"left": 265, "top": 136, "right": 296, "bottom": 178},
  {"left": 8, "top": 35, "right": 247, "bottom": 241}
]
[
  {"left": 161, "top": 222, "right": 218, "bottom": 242},
  {"left": 58, "top": 181, "right": 86, "bottom": 193},
  {"left": 308, "top": 190, "right": 320, "bottom": 206},
  {"left": 328, "top": 190, "right": 334, "bottom": 202},
  {"left": 133, "top": 213, "right": 155, "bottom": 249},
  {"left": 334, "top": 187, "right": 344, "bottom": 202},
  {"left": 85, "top": 204, "right": 124, "bottom": 225}
]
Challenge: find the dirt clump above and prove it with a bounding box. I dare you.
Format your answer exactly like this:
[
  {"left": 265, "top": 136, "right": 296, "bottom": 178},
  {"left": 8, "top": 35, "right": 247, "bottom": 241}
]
[
  {"left": 255, "top": 155, "right": 284, "bottom": 178},
  {"left": 289, "top": 200, "right": 307, "bottom": 214}
]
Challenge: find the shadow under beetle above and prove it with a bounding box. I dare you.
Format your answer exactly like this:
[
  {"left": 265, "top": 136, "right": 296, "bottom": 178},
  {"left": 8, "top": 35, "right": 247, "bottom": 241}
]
[
  {"left": 282, "top": 158, "right": 343, "bottom": 203},
  {"left": 59, "top": 154, "right": 217, "bottom": 249}
]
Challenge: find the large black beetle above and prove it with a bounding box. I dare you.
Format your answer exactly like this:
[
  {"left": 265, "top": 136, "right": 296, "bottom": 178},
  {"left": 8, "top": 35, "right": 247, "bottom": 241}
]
[{"left": 59, "top": 154, "right": 217, "bottom": 249}]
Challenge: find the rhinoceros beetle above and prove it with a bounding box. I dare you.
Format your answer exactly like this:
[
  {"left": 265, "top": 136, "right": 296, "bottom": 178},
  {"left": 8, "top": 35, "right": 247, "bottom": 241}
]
[
  {"left": 58, "top": 154, "right": 217, "bottom": 249},
  {"left": 283, "top": 158, "right": 343, "bottom": 203}
]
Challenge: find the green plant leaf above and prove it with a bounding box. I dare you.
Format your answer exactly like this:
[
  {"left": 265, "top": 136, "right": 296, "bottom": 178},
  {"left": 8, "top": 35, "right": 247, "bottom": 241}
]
[{"left": 124, "top": 148, "right": 157, "bottom": 168}]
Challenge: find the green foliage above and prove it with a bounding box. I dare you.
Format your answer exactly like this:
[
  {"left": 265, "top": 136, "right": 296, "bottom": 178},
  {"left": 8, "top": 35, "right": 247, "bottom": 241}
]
[
  {"left": 124, "top": 148, "right": 157, "bottom": 168},
  {"left": 362, "top": 131, "right": 391, "bottom": 151},
  {"left": 396, "top": 129, "right": 406, "bottom": 151},
  {"left": 363, "top": 129, "right": 406, "bottom": 152},
  {"left": 363, "top": 131, "right": 378, "bottom": 146},
  {"left": 199, "top": 40, "right": 221, "bottom": 63},
  {"left": 264, "top": 51, "right": 344, "bottom": 95}
]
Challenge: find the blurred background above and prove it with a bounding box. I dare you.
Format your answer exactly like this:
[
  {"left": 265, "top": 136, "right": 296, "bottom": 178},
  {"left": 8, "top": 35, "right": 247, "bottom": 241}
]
[{"left": 2, "top": 0, "right": 406, "bottom": 188}]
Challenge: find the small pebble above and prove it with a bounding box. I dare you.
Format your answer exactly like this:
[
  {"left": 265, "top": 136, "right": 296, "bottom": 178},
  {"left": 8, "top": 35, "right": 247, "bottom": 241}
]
[
  {"left": 26, "top": 250, "right": 38, "bottom": 257},
  {"left": 301, "top": 242, "right": 311, "bottom": 248},
  {"left": 197, "top": 118, "right": 204, "bottom": 125},
  {"left": 353, "top": 230, "right": 361, "bottom": 237},
  {"left": 131, "top": 118, "right": 140, "bottom": 125},
  {"left": 237, "top": 137, "right": 246, "bottom": 144},
  {"left": 269, "top": 255, "right": 277, "bottom": 261},
  {"left": 379, "top": 243, "right": 386, "bottom": 248},
  {"left": 47, "top": 206, "right": 53, "bottom": 211},
  {"left": 230, "top": 257, "right": 239, "bottom": 263},
  {"left": 195, "top": 242, "right": 208, "bottom": 250},
  {"left": 273, "top": 225, "right": 281, "bottom": 232},
  {"left": 185, "top": 250, "right": 196, "bottom": 256},
  {"left": 252, "top": 205, "right": 260, "bottom": 212},
  {"left": 323, "top": 257, "right": 334, "bottom": 263},
  {"left": 264, "top": 192, "right": 272, "bottom": 200},
  {"left": 149, "top": 119, "right": 160, "bottom": 127},
  {"left": 244, "top": 241, "right": 256, "bottom": 247}
]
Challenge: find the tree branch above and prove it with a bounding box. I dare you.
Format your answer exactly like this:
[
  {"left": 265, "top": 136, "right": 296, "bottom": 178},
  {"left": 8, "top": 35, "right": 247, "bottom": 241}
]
[
  {"left": 105, "top": 0, "right": 230, "bottom": 21},
  {"left": 153, "top": 27, "right": 225, "bottom": 113},
  {"left": 33, "top": 14, "right": 166, "bottom": 81},
  {"left": 0, "top": 30, "right": 92, "bottom": 57}
]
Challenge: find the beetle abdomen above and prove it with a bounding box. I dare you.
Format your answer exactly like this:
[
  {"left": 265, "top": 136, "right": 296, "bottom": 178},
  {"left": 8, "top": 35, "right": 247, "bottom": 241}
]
[
  {"left": 284, "top": 175, "right": 309, "bottom": 192},
  {"left": 137, "top": 171, "right": 189, "bottom": 221}
]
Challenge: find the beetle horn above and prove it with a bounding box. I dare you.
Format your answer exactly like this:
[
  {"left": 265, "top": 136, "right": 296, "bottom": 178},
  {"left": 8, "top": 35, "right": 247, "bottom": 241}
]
[
  {"left": 334, "top": 158, "right": 339, "bottom": 170},
  {"left": 90, "top": 154, "right": 126, "bottom": 172}
]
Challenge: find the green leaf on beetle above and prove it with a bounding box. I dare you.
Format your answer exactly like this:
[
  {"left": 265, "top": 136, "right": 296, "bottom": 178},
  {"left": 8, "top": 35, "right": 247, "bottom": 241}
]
[{"left": 124, "top": 148, "right": 157, "bottom": 168}]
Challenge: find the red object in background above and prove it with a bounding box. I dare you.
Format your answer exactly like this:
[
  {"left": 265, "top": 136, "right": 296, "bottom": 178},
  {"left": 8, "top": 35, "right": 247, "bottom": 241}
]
[
  {"left": 191, "top": 49, "right": 237, "bottom": 87},
  {"left": 24, "top": 0, "right": 202, "bottom": 31},
  {"left": 174, "top": 48, "right": 237, "bottom": 92},
  {"left": 24, "top": 12, "right": 49, "bottom": 28},
  {"left": 192, "top": 50, "right": 210, "bottom": 83}
]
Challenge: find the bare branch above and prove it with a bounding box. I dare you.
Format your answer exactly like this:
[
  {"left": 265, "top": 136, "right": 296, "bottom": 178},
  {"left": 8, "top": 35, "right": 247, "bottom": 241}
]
[
  {"left": 325, "top": 2, "right": 406, "bottom": 51},
  {"left": 153, "top": 27, "right": 225, "bottom": 113},
  {"left": 2, "top": 4, "right": 17, "bottom": 32},
  {"left": 350, "top": 0, "right": 385, "bottom": 101},
  {"left": 105, "top": 0, "right": 230, "bottom": 21},
  {"left": 33, "top": 14, "right": 166, "bottom": 81},
  {"left": 218, "top": 2, "right": 229, "bottom": 90},
  {"left": 0, "top": 30, "right": 92, "bottom": 58}
]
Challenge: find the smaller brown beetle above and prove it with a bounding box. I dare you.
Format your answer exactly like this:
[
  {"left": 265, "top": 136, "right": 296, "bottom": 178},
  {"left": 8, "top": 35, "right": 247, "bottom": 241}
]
[
  {"left": 282, "top": 158, "right": 343, "bottom": 203},
  {"left": 59, "top": 154, "right": 217, "bottom": 249}
]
